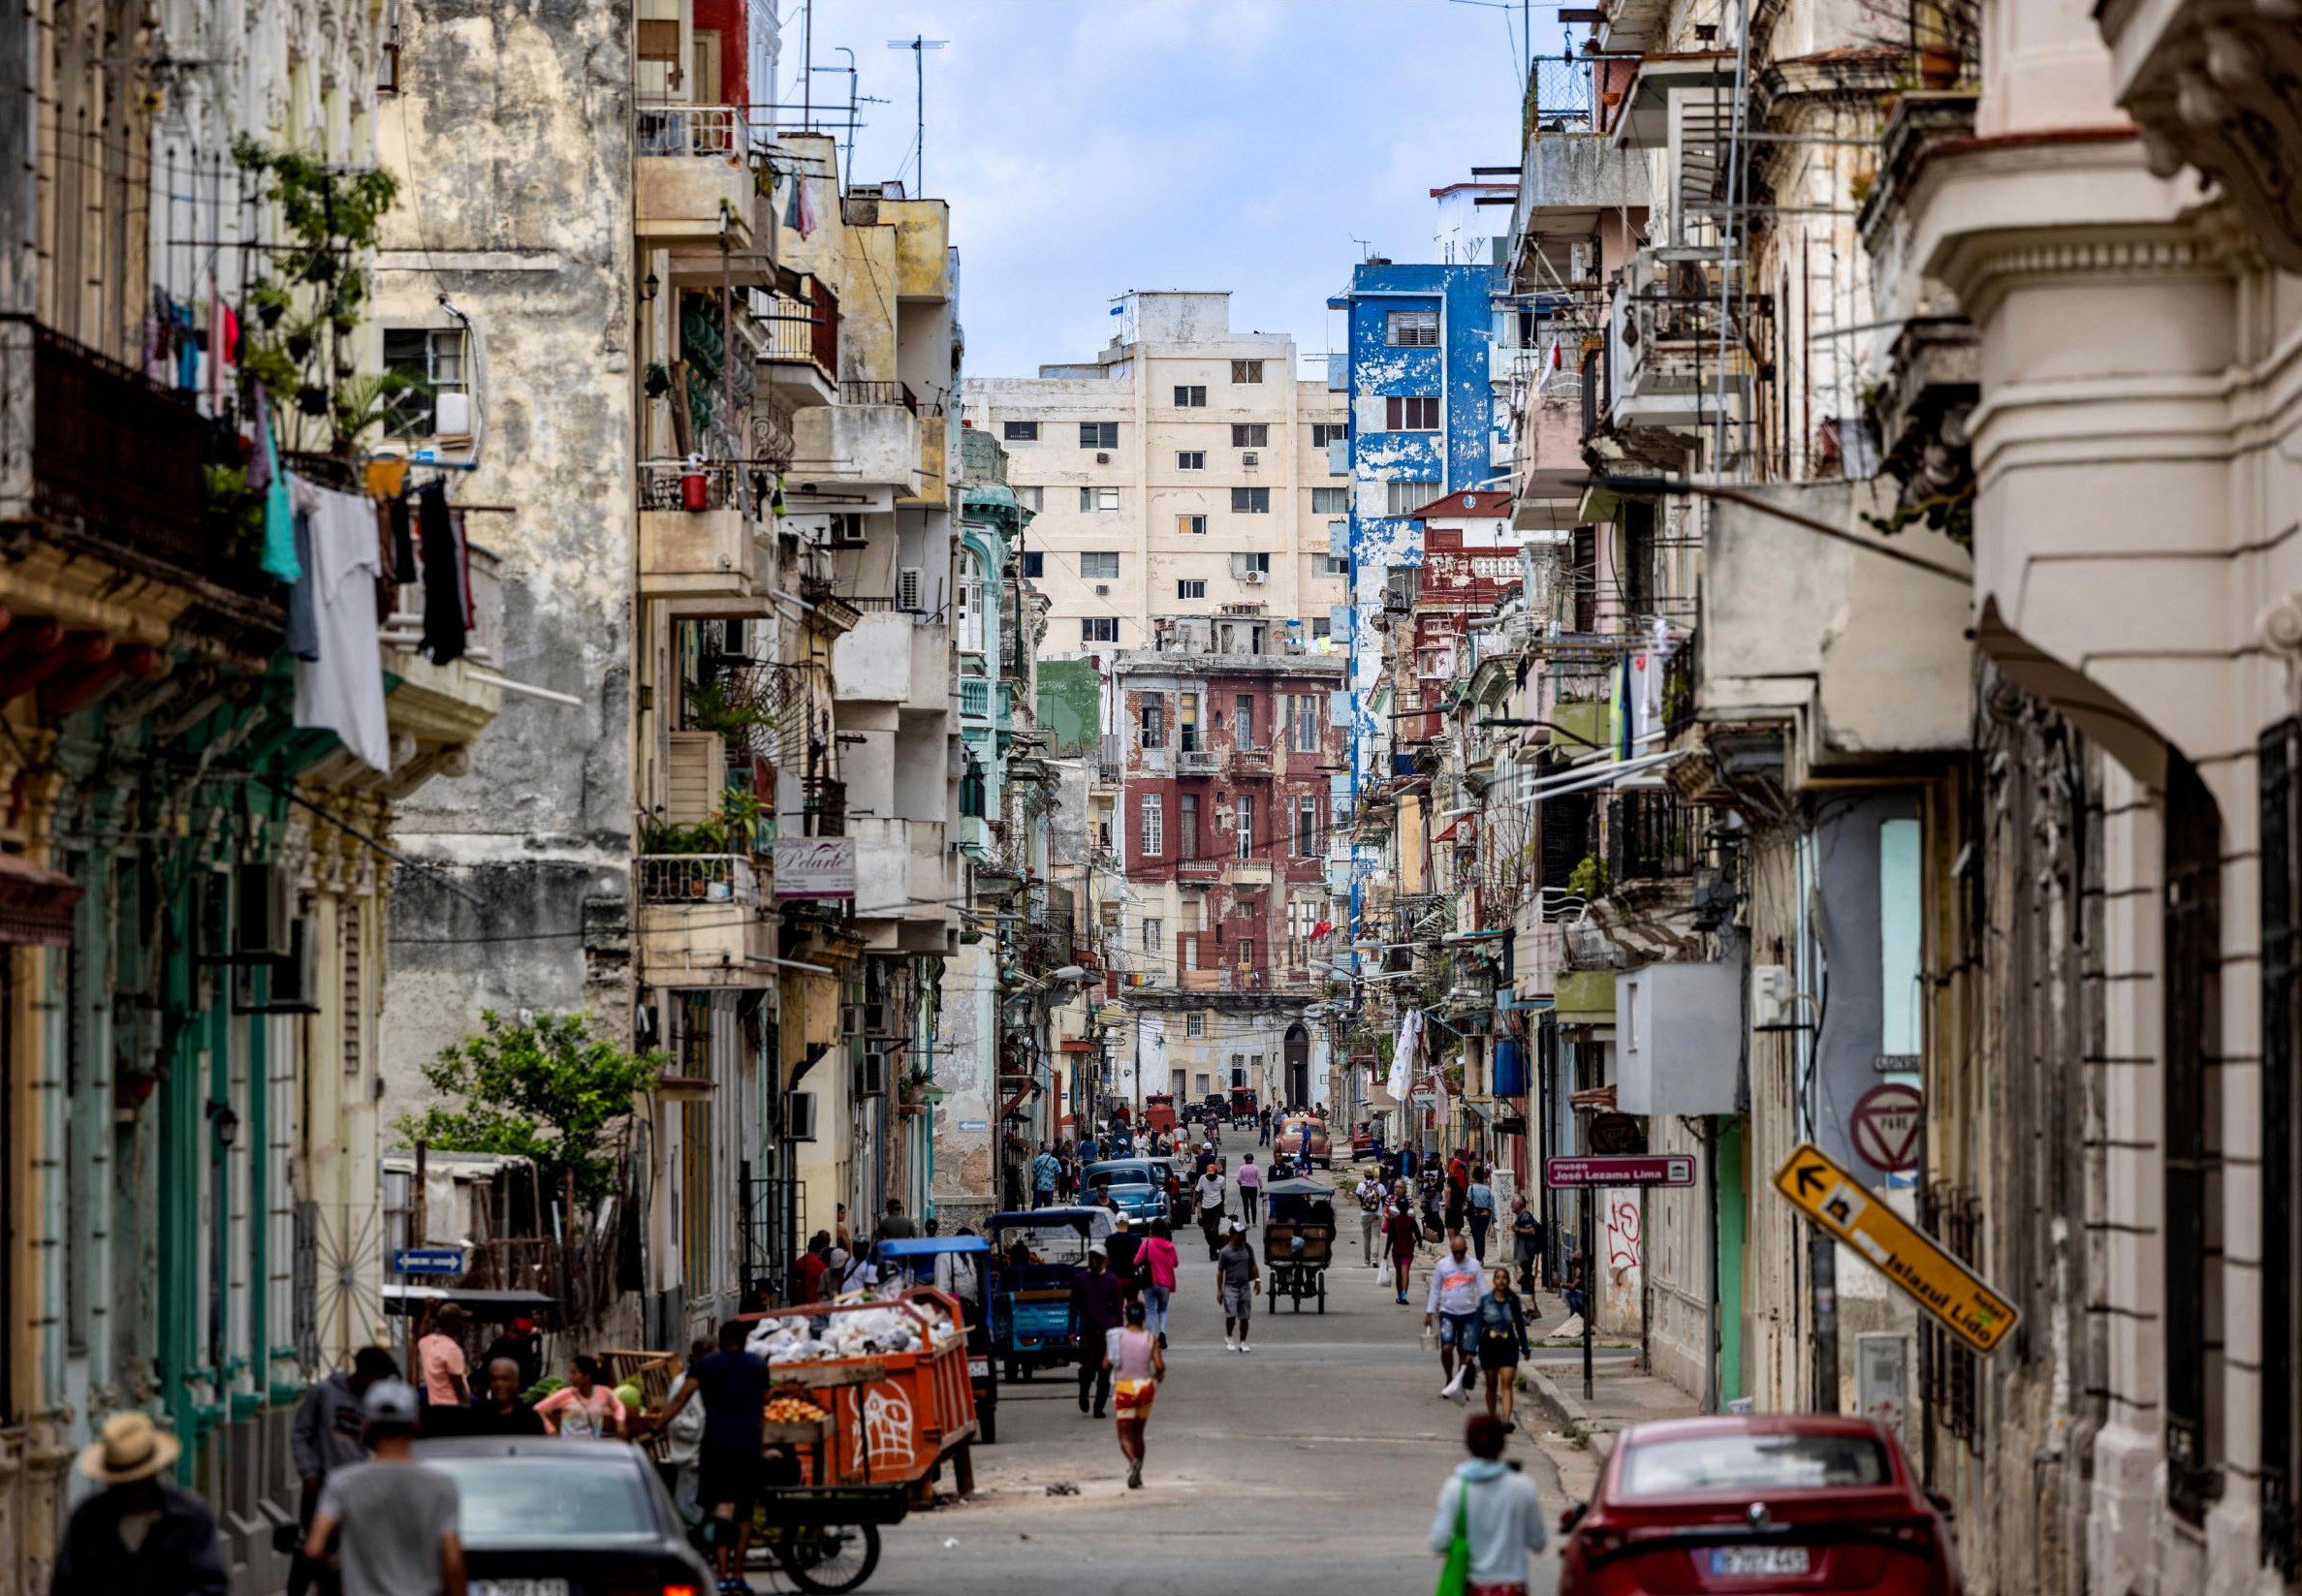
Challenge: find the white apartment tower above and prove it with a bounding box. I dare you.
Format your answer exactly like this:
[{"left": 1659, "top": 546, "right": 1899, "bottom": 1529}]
[{"left": 962, "top": 293, "right": 1348, "bottom": 659}]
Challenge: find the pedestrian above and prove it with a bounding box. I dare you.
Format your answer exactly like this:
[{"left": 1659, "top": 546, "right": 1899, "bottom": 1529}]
[
  {"left": 1399, "top": 1143, "right": 1418, "bottom": 1181},
  {"left": 795, "top": 1232, "right": 833, "bottom": 1303},
  {"left": 1236, "top": 1151, "right": 1264, "bottom": 1224},
  {"left": 479, "top": 1316, "right": 542, "bottom": 1393},
  {"left": 1509, "top": 1195, "right": 1543, "bottom": 1296},
  {"left": 1257, "top": 1105, "right": 1272, "bottom": 1146},
  {"left": 1466, "top": 1165, "right": 1496, "bottom": 1261},
  {"left": 301, "top": 1380, "right": 463, "bottom": 1596},
  {"left": 1104, "top": 1299, "right": 1166, "bottom": 1490},
  {"left": 1070, "top": 1241, "right": 1126, "bottom": 1418},
  {"left": 1427, "top": 1413, "right": 1545, "bottom": 1595},
  {"left": 1385, "top": 1197, "right": 1423, "bottom": 1305},
  {"left": 1214, "top": 1218, "right": 1260, "bottom": 1352},
  {"left": 1355, "top": 1170, "right": 1387, "bottom": 1269},
  {"left": 1107, "top": 1211, "right": 1144, "bottom": 1295},
  {"left": 287, "top": 1345, "right": 395, "bottom": 1594},
  {"left": 534, "top": 1354, "right": 626, "bottom": 1439},
  {"left": 1194, "top": 1162, "right": 1227, "bottom": 1259},
  {"left": 651, "top": 1319, "right": 773, "bottom": 1591},
  {"left": 1139, "top": 1217, "right": 1179, "bottom": 1348},
  {"left": 1561, "top": 1242, "right": 1588, "bottom": 1323},
  {"left": 1445, "top": 1150, "right": 1470, "bottom": 1236},
  {"left": 465, "top": 1357, "right": 549, "bottom": 1437},
  {"left": 877, "top": 1199, "right": 917, "bottom": 1239},
  {"left": 835, "top": 1204, "right": 852, "bottom": 1253},
  {"left": 1475, "top": 1267, "right": 1531, "bottom": 1429},
  {"left": 932, "top": 1227, "right": 982, "bottom": 1304},
  {"left": 1424, "top": 1232, "right": 1485, "bottom": 1401},
  {"left": 1079, "top": 1128, "right": 1101, "bottom": 1167},
  {"left": 825, "top": 1244, "right": 878, "bottom": 1297},
  {"left": 50, "top": 1411, "right": 228, "bottom": 1596},
  {"left": 415, "top": 1302, "right": 470, "bottom": 1413},
  {"left": 1192, "top": 1141, "right": 1217, "bottom": 1180},
  {"left": 1031, "top": 1143, "right": 1060, "bottom": 1207}
]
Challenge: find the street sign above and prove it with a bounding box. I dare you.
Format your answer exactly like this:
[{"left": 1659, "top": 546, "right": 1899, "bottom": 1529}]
[
  {"left": 1849, "top": 1083, "right": 1924, "bottom": 1174},
  {"left": 1772, "top": 1142, "right": 2018, "bottom": 1355},
  {"left": 1546, "top": 1154, "right": 1694, "bottom": 1188},
  {"left": 391, "top": 1248, "right": 465, "bottom": 1276}
]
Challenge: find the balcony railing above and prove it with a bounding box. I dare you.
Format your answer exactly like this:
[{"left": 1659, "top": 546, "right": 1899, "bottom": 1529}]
[
  {"left": 959, "top": 675, "right": 992, "bottom": 720},
  {"left": 636, "top": 104, "right": 748, "bottom": 159},
  {"left": 638, "top": 458, "right": 752, "bottom": 516},
  {"left": 1176, "top": 747, "right": 1220, "bottom": 776},
  {"left": 757, "top": 276, "right": 839, "bottom": 376},
  {"left": 638, "top": 854, "right": 760, "bottom": 906},
  {"left": 840, "top": 380, "right": 918, "bottom": 415},
  {"left": 1609, "top": 788, "right": 1697, "bottom": 884}
]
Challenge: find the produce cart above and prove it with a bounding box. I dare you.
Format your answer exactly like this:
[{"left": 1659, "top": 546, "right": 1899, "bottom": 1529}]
[{"left": 599, "top": 1348, "right": 683, "bottom": 1462}]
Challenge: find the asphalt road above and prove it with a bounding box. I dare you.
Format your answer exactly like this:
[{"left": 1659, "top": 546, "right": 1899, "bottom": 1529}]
[{"left": 866, "top": 1225, "right": 1568, "bottom": 1596}]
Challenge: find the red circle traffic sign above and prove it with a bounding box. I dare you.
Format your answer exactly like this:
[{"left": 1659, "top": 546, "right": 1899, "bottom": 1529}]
[{"left": 1850, "top": 1083, "right": 1924, "bottom": 1174}]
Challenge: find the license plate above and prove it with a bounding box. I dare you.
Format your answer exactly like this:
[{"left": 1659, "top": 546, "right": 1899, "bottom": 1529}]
[
  {"left": 1710, "top": 1547, "right": 1810, "bottom": 1577},
  {"left": 968, "top": 1358, "right": 989, "bottom": 1377},
  {"left": 474, "top": 1581, "right": 572, "bottom": 1596}
]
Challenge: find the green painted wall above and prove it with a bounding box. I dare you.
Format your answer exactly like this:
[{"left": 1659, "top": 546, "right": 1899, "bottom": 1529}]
[
  {"left": 1037, "top": 659, "right": 1101, "bottom": 756},
  {"left": 1719, "top": 1115, "right": 1747, "bottom": 1408}
]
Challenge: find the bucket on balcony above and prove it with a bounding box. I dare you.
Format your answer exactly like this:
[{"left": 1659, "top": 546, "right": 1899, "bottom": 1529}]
[{"left": 681, "top": 469, "right": 710, "bottom": 513}]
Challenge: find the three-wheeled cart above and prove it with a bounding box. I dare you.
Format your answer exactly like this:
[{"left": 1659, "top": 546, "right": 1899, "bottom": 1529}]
[
  {"left": 1261, "top": 1175, "right": 1337, "bottom": 1313},
  {"left": 870, "top": 1236, "right": 999, "bottom": 1443}
]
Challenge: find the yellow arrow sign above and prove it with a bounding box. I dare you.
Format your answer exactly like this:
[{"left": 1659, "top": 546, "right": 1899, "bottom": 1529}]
[{"left": 1772, "top": 1142, "right": 2019, "bottom": 1356}]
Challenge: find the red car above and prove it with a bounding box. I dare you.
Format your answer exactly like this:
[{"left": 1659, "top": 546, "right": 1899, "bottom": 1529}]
[{"left": 1557, "top": 1415, "right": 1962, "bottom": 1595}]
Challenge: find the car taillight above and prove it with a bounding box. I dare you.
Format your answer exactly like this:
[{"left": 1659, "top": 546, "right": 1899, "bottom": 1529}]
[
  {"left": 1885, "top": 1518, "right": 1936, "bottom": 1552},
  {"left": 1576, "top": 1525, "right": 1627, "bottom": 1561},
  {"left": 609, "top": 1586, "right": 700, "bottom": 1596}
]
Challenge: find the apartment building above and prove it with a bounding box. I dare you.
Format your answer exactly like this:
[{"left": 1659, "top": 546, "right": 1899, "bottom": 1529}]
[{"left": 962, "top": 292, "right": 1348, "bottom": 661}]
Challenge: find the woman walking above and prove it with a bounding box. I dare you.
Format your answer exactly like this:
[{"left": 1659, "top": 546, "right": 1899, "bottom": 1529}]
[
  {"left": 1475, "top": 1267, "right": 1531, "bottom": 1429},
  {"left": 1104, "top": 1300, "right": 1166, "bottom": 1489},
  {"left": 1428, "top": 1413, "right": 1545, "bottom": 1596},
  {"left": 1466, "top": 1165, "right": 1496, "bottom": 1261},
  {"left": 1385, "top": 1195, "right": 1423, "bottom": 1305},
  {"left": 1139, "top": 1218, "right": 1180, "bottom": 1348}
]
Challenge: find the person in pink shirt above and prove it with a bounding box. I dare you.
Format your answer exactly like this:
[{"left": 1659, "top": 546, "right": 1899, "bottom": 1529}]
[
  {"left": 416, "top": 1303, "right": 470, "bottom": 1411},
  {"left": 1235, "top": 1153, "right": 1264, "bottom": 1224},
  {"left": 1138, "top": 1219, "right": 1181, "bottom": 1347},
  {"left": 533, "top": 1355, "right": 627, "bottom": 1440}
]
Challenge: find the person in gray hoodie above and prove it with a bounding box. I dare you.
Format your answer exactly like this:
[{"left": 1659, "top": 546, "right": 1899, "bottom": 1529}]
[
  {"left": 288, "top": 1347, "right": 396, "bottom": 1596},
  {"left": 1428, "top": 1412, "right": 1545, "bottom": 1595}
]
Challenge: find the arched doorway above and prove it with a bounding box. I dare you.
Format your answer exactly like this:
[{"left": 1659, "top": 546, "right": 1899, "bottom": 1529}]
[{"left": 1283, "top": 1023, "right": 1309, "bottom": 1110}]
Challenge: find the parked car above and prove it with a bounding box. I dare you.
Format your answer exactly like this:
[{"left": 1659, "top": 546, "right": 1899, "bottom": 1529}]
[
  {"left": 1082, "top": 1157, "right": 1169, "bottom": 1222},
  {"left": 1276, "top": 1116, "right": 1332, "bottom": 1169},
  {"left": 1349, "top": 1119, "right": 1383, "bottom": 1160},
  {"left": 412, "top": 1435, "right": 714, "bottom": 1593},
  {"left": 1556, "top": 1415, "right": 1962, "bottom": 1595}
]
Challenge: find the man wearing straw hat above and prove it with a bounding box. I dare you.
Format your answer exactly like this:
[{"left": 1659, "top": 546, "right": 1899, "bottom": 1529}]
[{"left": 49, "top": 1410, "right": 227, "bottom": 1595}]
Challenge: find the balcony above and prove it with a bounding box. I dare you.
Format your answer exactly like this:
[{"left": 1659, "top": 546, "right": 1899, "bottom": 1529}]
[
  {"left": 1599, "top": 254, "right": 1756, "bottom": 453},
  {"left": 635, "top": 854, "right": 774, "bottom": 986},
  {"left": 635, "top": 105, "right": 761, "bottom": 255},
  {"left": 636, "top": 461, "right": 772, "bottom": 608},
  {"left": 754, "top": 276, "right": 838, "bottom": 408},
  {"left": 1175, "top": 745, "right": 1220, "bottom": 777},
  {"left": 851, "top": 817, "right": 950, "bottom": 949},
  {"left": 1607, "top": 787, "right": 1696, "bottom": 885},
  {"left": 377, "top": 539, "right": 505, "bottom": 791},
  {"left": 790, "top": 398, "right": 921, "bottom": 495},
  {"left": 832, "top": 611, "right": 950, "bottom": 713},
  {"left": 1228, "top": 745, "right": 1272, "bottom": 779}
]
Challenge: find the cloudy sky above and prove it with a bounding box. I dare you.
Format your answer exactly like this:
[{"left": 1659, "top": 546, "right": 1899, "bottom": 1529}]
[{"left": 778, "top": 0, "right": 1565, "bottom": 380}]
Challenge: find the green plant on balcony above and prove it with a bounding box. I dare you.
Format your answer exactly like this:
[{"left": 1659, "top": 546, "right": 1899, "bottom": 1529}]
[
  {"left": 1565, "top": 854, "right": 1609, "bottom": 899},
  {"left": 682, "top": 678, "right": 777, "bottom": 739},
  {"left": 202, "top": 464, "right": 265, "bottom": 558},
  {"left": 637, "top": 789, "right": 767, "bottom": 858}
]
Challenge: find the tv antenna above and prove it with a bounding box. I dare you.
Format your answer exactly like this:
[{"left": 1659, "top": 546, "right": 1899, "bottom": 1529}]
[{"left": 885, "top": 35, "right": 947, "bottom": 193}]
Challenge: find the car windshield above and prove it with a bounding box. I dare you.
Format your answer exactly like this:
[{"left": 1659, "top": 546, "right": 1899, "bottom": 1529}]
[
  {"left": 1090, "top": 1166, "right": 1152, "bottom": 1186},
  {"left": 996, "top": 1223, "right": 1098, "bottom": 1262},
  {"left": 424, "top": 1455, "right": 659, "bottom": 1547},
  {"left": 1619, "top": 1433, "right": 1892, "bottom": 1497}
]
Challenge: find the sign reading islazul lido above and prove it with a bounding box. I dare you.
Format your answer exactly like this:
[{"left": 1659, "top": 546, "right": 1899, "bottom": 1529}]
[{"left": 773, "top": 836, "right": 856, "bottom": 900}]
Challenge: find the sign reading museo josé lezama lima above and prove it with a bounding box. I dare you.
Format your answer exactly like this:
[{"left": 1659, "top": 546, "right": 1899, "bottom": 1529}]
[{"left": 1772, "top": 1142, "right": 2019, "bottom": 1356}]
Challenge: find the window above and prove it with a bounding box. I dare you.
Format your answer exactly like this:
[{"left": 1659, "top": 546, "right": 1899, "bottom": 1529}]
[
  {"left": 1321, "top": 554, "right": 1348, "bottom": 577},
  {"left": 1144, "top": 917, "right": 1163, "bottom": 955},
  {"left": 1139, "top": 794, "right": 1164, "bottom": 858},
  {"left": 1385, "top": 395, "right": 1440, "bottom": 431},
  {"left": 1295, "top": 795, "right": 1321, "bottom": 857},
  {"left": 1235, "top": 795, "right": 1254, "bottom": 859},
  {"left": 1003, "top": 420, "right": 1039, "bottom": 442},
  {"left": 1080, "top": 486, "right": 1119, "bottom": 512},
  {"left": 1139, "top": 694, "right": 1165, "bottom": 748},
  {"left": 1235, "top": 695, "right": 1255, "bottom": 747},
  {"left": 383, "top": 328, "right": 469, "bottom": 438},
  {"left": 1232, "top": 551, "right": 1271, "bottom": 578},
  {"left": 1230, "top": 423, "right": 1269, "bottom": 449},
  {"left": 1179, "top": 694, "right": 1200, "bottom": 752},
  {"left": 1081, "top": 551, "right": 1120, "bottom": 579},
  {"left": 1386, "top": 480, "right": 1440, "bottom": 516},
  {"left": 1386, "top": 309, "right": 1439, "bottom": 347},
  {"left": 1014, "top": 485, "right": 1044, "bottom": 512},
  {"left": 1083, "top": 616, "right": 1119, "bottom": 643},
  {"left": 1292, "top": 695, "right": 1319, "bottom": 752},
  {"left": 2164, "top": 752, "right": 2223, "bottom": 1522},
  {"left": 1173, "top": 385, "right": 1207, "bottom": 408},
  {"left": 1079, "top": 422, "right": 1119, "bottom": 449},
  {"left": 1177, "top": 514, "right": 1208, "bottom": 537},
  {"left": 1310, "top": 422, "right": 1348, "bottom": 448},
  {"left": 1177, "top": 579, "right": 1206, "bottom": 600},
  {"left": 1231, "top": 360, "right": 1265, "bottom": 384},
  {"left": 1021, "top": 551, "right": 1045, "bottom": 579},
  {"left": 1231, "top": 487, "right": 1271, "bottom": 514},
  {"left": 1311, "top": 487, "right": 1348, "bottom": 515},
  {"left": 1180, "top": 793, "right": 1199, "bottom": 858},
  {"left": 1186, "top": 1013, "right": 1206, "bottom": 1039},
  {"left": 2262, "top": 722, "right": 2302, "bottom": 1559},
  {"left": 1312, "top": 616, "right": 1331, "bottom": 640},
  {"left": 1176, "top": 451, "right": 1206, "bottom": 471}
]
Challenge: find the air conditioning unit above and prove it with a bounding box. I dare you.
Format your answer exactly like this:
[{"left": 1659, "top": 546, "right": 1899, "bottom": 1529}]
[
  {"left": 855, "top": 1048, "right": 889, "bottom": 1098},
  {"left": 897, "top": 567, "right": 924, "bottom": 611},
  {"left": 432, "top": 390, "right": 474, "bottom": 443},
  {"left": 839, "top": 1003, "right": 865, "bottom": 1039},
  {"left": 1241, "top": 451, "right": 1260, "bottom": 466},
  {"left": 1095, "top": 452, "right": 1111, "bottom": 464},
  {"left": 786, "top": 1091, "right": 819, "bottom": 1142},
  {"left": 1094, "top": 584, "right": 1111, "bottom": 596},
  {"left": 1241, "top": 570, "right": 1266, "bottom": 585},
  {"left": 235, "top": 861, "right": 295, "bottom": 961},
  {"left": 233, "top": 917, "right": 322, "bottom": 1014},
  {"left": 863, "top": 1000, "right": 890, "bottom": 1035}
]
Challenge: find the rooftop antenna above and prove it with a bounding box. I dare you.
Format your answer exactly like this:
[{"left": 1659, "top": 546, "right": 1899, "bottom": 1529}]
[
  {"left": 1351, "top": 235, "right": 1374, "bottom": 262},
  {"left": 885, "top": 35, "right": 948, "bottom": 193}
]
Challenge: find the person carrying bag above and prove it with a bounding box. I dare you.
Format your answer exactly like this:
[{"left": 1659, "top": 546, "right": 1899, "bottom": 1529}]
[{"left": 1428, "top": 1412, "right": 1544, "bottom": 1596}]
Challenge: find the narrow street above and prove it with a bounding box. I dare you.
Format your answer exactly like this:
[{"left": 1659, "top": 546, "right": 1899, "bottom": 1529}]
[{"left": 876, "top": 1233, "right": 1567, "bottom": 1595}]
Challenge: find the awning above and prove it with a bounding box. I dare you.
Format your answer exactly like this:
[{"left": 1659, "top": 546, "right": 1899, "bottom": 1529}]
[
  {"left": 382, "top": 1284, "right": 557, "bottom": 1321},
  {"left": 0, "top": 853, "right": 82, "bottom": 947}
]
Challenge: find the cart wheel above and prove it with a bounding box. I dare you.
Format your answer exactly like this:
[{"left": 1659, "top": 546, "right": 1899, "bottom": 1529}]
[
  {"left": 777, "top": 1522, "right": 881, "bottom": 1595},
  {"left": 1020, "top": 1361, "right": 1035, "bottom": 1383}
]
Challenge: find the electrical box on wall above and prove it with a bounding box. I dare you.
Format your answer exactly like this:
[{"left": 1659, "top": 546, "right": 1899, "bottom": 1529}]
[
  {"left": 1750, "top": 963, "right": 1798, "bottom": 1030},
  {"left": 1617, "top": 959, "right": 1743, "bottom": 1115}
]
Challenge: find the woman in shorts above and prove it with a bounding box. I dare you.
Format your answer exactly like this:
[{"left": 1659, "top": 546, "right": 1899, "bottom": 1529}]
[
  {"left": 1474, "top": 1267, "right": 1531, "bottom": 1430},
  {"left": 1104, "top": 1300, "right": 1166, "bottom": 1489}
]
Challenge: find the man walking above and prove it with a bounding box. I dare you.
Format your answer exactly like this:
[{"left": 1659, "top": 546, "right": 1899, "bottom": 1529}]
[
  {"left": 51, "top": 1412, "right": 228, "bottom": 1596},
  {"left": 1423, "top": 1232, "right": 1486, "bottom": 1401},
  {"left": 876, "top": 1199, "right": 917, "bottom": 1240},
  {"left": 651, "top": 1319, "right": 773, "bottom": 1593},
  {"left": 288, "top": 1346, "right": 395, "bottom": 1589},
  {"left": 1194, "top": 1161, "right": 1227, "bottom": 1259},
  {"left": 479, "top": 1317, "right": 542, "bottom": 1393},
  {"left": 1509, "top": 1194, "right": 1543, "bottom": 1296},
  {"left": 1106, "top": 1211, "right": 1145, "bottom": 1296},
  {"left": 1031, "top": 1143, "right": 1060, "bottom": 1207},
  {"left": 1214, "top": 1219, "right": 1260, "bottom": 1353},
  {"left": 1070, "top": 1241, "right": 1127, "bottom": 1418},
  {"left": 465, "top": 1358, "right": 547, "bottom": 1436},
  {"left": 1355, "top": 1170, "right": 1387, "bottom": 1269},
  {"left": 1236, "top": 1152, "right": 1264, "bottom": 1224},
  {"left": 1257, "top": 1105, "right": 1272, "bottom": 1146},
  {"left": 302, "top": 1380, "right": 464, "bottom": 1596},
  {"left": 416, "top": 1303, "right": 470, "bottom": 1414}
]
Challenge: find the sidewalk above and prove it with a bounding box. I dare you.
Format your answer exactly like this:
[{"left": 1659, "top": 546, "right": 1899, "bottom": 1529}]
[{"left": 1516, "top": 1289, "right": 1703, "bottom": 1502}]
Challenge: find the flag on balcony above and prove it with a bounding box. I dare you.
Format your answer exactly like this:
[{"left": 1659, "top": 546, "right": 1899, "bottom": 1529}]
[{"left": 1309, "top": 919, "right": 1334, "bottom": 939}]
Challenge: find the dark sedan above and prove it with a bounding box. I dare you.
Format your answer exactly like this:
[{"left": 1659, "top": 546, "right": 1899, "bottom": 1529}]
[{"left": 413, "top": 1434, "right": 712, "bottom": 1596}]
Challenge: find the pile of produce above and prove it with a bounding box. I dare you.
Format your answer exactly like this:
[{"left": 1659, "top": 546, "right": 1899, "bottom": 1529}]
[
  {"left": 762, "top": 1395, "right": 828, "bottom": 1424},
  {"left": 743, "top": 1303, "right": 960, "bottom": 1362}
]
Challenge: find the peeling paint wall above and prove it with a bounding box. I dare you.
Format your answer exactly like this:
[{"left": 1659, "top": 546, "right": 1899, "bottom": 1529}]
[{"left": 375, "top": 0, "right": 637, "bottom": 1079}]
